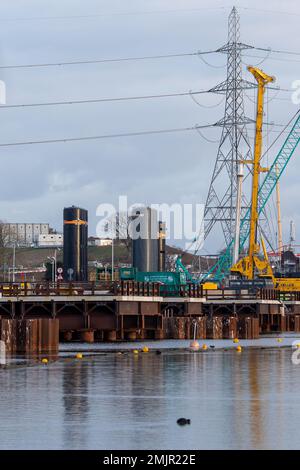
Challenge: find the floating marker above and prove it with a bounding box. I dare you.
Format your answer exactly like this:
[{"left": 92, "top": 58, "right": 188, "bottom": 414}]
[
  {"left": 202, "top": 344, "right": 208, "bottom": 351},
  {"left": 233, "top": 338, "right": 239, "bottom": 343},
  {"left": 142, "top": 346, "right": 149, "bottom": 353},
  {"left": 76, "top": 353, "right": 83, "bottom": 359},
  {"left": 190, "top": 340, "right": 200, "bottom": 351},
  {"left": 41, "top": 358, "right": 48, "bottom": 364},
  {"left": 236, "top": 345, "right": 242, "bottom": 352}
]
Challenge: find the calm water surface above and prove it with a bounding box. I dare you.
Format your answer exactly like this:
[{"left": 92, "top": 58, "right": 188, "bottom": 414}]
[{"left": 1, "top": 338, "right": 300, "bottom": 450}]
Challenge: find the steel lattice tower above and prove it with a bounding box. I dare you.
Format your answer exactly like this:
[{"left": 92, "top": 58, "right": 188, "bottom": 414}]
[{"left": 204, "top": 7, "right": 255, "bottom": 247}]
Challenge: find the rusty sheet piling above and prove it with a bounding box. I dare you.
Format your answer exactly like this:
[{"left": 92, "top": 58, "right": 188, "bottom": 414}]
[
  {"left": 206, "top": 316, "right": 223, "bottom": 339},
  {"left": 222, "top": 316, "right": 237, "bottom": 339},
  {"left": 0, "top": 318, "right": 59, "bottom": 353},
  {"left": 238, "top": 317, "right": 259, "bottom": 339}
]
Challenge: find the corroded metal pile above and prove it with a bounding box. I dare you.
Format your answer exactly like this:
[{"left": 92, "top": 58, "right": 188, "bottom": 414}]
[
  {"left": 0, "top": 318, "right": 59, "bottom": 353},
  {"left": 162, "top": 316, "right": 259, "bottom": 340}
]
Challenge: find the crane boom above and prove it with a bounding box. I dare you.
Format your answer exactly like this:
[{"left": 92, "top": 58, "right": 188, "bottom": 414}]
[{"left": 231, "top": 66, "right": 274, "bottom": 278}]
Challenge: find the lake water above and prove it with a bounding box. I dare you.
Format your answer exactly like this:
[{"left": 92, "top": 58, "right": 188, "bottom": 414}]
[{"left": 1, "top": 337, "right": 300, "bottom": 450}]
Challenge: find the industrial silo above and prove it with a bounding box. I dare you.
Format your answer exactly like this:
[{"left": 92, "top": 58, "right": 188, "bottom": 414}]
[
  {"left": 158, "top": 221, "right": 166, "bottom": 272},
  {"left": 131, "top": 207, "right": 159, "bottom": 272},
  {"left": 63, "top": 206, "right": 88, "bottom": 281}
]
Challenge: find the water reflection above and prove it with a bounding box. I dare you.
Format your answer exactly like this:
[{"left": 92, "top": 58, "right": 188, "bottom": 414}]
[
  {"left": 0, "top": 348, "right": 300, "bottom": 449},
  {"left": 63, "top": 360, "right": 89, "bottom": 449}
]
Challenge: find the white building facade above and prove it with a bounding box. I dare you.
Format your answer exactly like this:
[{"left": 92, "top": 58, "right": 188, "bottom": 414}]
[{"left": 3, "top": 223, "right": 50, "bottom": 247}]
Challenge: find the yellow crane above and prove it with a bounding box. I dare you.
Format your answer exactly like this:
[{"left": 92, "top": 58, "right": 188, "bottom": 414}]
[
  {"left": 231, "top": 66, "right": 274, "bottom": 279},
  {"left": 230, "top": 66, "right": 300, "bottom": 292}
]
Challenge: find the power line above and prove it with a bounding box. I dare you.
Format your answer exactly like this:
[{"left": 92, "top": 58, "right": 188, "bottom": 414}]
[
  {"left": 1, "top": 47, "right": 299, "bottom": 71},
  {"left": 244, "top": 53, "right": 300, "bottom": 64},
  {"left": 0, "top": 51, "right": 216, "bottom": 70},
  {"left": 0, "top": 86, "right": 288, "bottom": 110},
  {"left": 0, "top": 120, "right": 289, "bottom": 148},
  {"left": 0, "top": 90, "right": 209, "bottom": 109},
  {"left": 261, "top": 108, "right": 300, "bottom": 158},
  {"left": 240, "top": 6, "right": 300, "bottom": 18},
  {"left": 254, "top": 46, "right": 300, "bottom": 57},
  {"left": 0, "top": 124, "right": 215, "bottom": 147},
  {"left": 0, "top": 7, "right": 227, "bottom": 22}
]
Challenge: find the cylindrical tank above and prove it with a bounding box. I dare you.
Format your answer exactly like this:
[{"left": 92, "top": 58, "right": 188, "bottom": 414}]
[
  {"left": 63, "top": 206, "right": 88, "bottom": 281},
  {"left": 158, "top": 221, "right": 166, "bottom": 272},
  {"left": 132, "top": 207, "right": 159, "bottom": 272}
]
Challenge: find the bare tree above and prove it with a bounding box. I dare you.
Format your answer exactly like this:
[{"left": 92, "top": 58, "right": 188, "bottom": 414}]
[
  {"left": 0, "top": 221, "right": 17, "bottom": 280},
  {"left": 115, "top": 212, "right": 131, "bottom": 253},
  {"left": 104, "top": 212, "right": 131, "bottom": 255},
  {"left": 0, "top": 222, "right": 11, "bottom": 248}
]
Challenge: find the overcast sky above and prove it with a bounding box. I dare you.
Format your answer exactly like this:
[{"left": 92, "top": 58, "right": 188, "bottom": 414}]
[{"left": 0, "top": 0, "right": 299, "bottom": 253}]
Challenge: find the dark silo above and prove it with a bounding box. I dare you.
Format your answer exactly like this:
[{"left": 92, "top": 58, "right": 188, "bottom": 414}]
[
  {"left": 63, "top": 206, "right": 88, "bottom": 281},
  {"left": 158, "top": 221, "right": 166, "bottom": 272},
  {"left": 132, "top": 207, "right": 159, "bottom": 272}
]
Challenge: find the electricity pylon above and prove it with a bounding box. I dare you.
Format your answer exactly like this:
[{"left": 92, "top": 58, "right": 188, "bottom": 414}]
[{"left": 203, "top": 6, "right": 255, "bottom": 247}]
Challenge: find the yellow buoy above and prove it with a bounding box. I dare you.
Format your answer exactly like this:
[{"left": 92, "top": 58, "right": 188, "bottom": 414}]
[
  {"left": 236, "top": 345, "right": 242, "bottom": 352},
  {"left": 133, "top": 349, "right": 139, "bottom": 355},
  {"left": 202, "top": 344, "right": 208, "bottom": 351},
  {"left": 296, "top": 343, "right": 300, "bottom": 349},
  {"left": 76, "top": 353, "right": 83, "bottom": 359},
  {"left": 276, "top": 338, "right": 283, "bottom": 343},
  {"left": 142, "top": 346, "right": 149, "bottom": 353},
  {"left": 190, "top": 340, "right": 200, "bottom": 351},
  {"left": 41, "top": 358, "right": 48, "bottom": 364},
  {"left": 233, "top": 338, "right": 239, "bottom": 343}
]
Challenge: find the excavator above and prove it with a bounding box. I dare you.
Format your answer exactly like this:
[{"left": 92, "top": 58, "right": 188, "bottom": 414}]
[{"left": 230, "top": 66, "right": 300, "bottom": 291}]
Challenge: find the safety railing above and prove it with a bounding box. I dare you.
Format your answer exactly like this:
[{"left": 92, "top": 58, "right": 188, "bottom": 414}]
[
  {"left": 0, "top": 281, "right": 203, "bottom": 298},
  {"left": 0, "top": 281, "right": 160, "bottom": 297},
  {"left": 1, "top": 282, "right": 299, "bottom": 301}
]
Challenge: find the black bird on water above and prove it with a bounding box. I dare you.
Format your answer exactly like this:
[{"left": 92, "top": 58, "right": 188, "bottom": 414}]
[{"left": 177, "top": 418, "right": 191, "bottom": 426}]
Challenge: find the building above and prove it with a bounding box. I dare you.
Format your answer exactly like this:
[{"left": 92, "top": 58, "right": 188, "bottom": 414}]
[
  {"left": 37, "top": 233, "right": 63, "bottom": 248},
  {"left": 88, "top": 236, "right": 112, "bottom": 247},
  {"left": 3, "top": 223, "right": 49, "bottom": 247},
  {"left": 63, "top": 206, "right": 88, "bottom": 281}
]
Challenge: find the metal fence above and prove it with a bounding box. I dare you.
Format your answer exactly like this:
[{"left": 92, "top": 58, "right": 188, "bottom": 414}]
[
  {"left": 0, "top": 281, "right": 161, "bottom": 297},
  {"left": 0, "top": 282, "right": 296, "bottom": 301}
]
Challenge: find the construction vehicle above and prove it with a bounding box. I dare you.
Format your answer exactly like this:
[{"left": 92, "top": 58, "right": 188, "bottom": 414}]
[
  {"left": 118, "top": 260, "right": 215, "bottom": 295},
  {"left": 175, "top": 255, "right": 218, "bottom": 289},
  {"left": 229, "top": 66, "right": 300, "bottom": 291},
  {"left": 230, "top": 66, "right": 275, "bottom": 279},
  {"left": 119, "top": 265, "right": 187, "bottom": 295}
]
